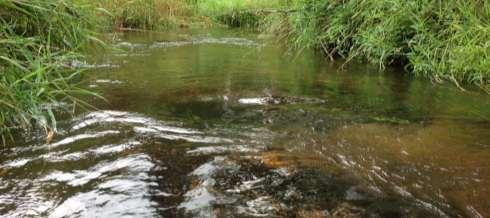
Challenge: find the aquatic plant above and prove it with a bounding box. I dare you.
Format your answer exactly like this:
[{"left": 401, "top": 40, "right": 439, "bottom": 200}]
[
  {"left": 281, "top": 0, "right": 490, "bottom": 87},
  {"left": 0, "top": 0, "right": 98, "bottom": 144}
]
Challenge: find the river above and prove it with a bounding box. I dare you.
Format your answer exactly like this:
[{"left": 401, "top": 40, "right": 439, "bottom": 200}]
[{"left": 1, "top": 28, "right": 489, "bottom": 217}]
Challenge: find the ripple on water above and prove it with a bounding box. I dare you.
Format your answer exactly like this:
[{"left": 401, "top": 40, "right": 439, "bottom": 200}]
[
  {"left": 42, "top": 154, "right": 154, "bottom": 186},
  {"left": 178, "top": 156, "right": 239, "bottom": 218},
  {"left": 135, "top": 126, "right": 233, "bottom": 144},
  {"left": 186, "top": 144, "right": 261, "bottom": 156},
  {"left": 2, "top": 103, "right": 475, "bottom": 217},
  {"left": 1, "top": 130, "right": 122, "bottom": 169},
  {"left": 72, "top": 110, "right": 200, "bottom": 135},
  {"left": 1, "top": 110, "right": 227, "bottom": 217},
  {"left": 149, "top": 37, "right": 259, "bottom": 49},
  {"left": 95, "top": 79, "right": 124, "bottom": 85},
  {"left": 41, "top": 154, "right": 157, "bottom": 217},
  {"left": 69, "top": 60, "right": 120, "bottom": 69},
  {"left": 116, "top": 36, "right": 259, "bottom": 52}
]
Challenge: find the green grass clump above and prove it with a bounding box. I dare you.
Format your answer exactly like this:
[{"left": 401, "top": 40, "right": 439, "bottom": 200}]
[
  {"left": 286, "top": 0, "right": 490, "bottom": 87},
  {"left": 216, "top": 10, "right": 261, "bottom": 28},
  {"left": 196, "top": 0, "right": 290, "bottom": 28},
  {"left": 93, "top": 0, "right": 198, "bottom": 30},
  {"left": 0, "top": 0, "right": 97, "bottom": 144}
]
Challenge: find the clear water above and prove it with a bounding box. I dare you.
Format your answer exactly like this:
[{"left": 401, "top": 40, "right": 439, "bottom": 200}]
[{"left": 1, "top": 28, "right": 490, "bottom": 218}]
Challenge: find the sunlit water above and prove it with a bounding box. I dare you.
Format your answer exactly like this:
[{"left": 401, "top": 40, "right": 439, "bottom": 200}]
[{"left": 1, "top": 29, "right": 490, "bottom": 218}]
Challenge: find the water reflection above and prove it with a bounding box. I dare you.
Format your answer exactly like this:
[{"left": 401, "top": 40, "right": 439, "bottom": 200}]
[{"left": 1, "top": 29, "right": 490, "bottom": 217}]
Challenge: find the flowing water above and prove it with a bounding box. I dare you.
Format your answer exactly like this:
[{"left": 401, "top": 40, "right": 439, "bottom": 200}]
[{"left": 1, "top": 28, "right": 490, "bottom": 218}]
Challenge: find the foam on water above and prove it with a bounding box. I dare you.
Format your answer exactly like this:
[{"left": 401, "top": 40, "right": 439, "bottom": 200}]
[
  {"left": 95, "top": 79, "right": 124, "bottom": 84},
  {"left": 238, "top": 98, "right": 268, "bottom": 105},
  {"left": 69, "top": 60, "right": 120, "bottom": 69},
  {"left": 149, "top": 36, "right": 259, "bottom": 49}
]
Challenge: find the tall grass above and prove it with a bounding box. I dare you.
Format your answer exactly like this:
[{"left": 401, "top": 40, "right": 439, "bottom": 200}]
[
  {"left": 89, "top": 0, "right": 290, "bottom": 30},
  {"left": 92, "top": 0, "right": 198, "bottom": 30},
  {"left": 195, "top": 0, "right": 290, "bottom": 28},
  {"left": 0, "top": 0, "right": 97, "bottom": 144},
  {"left": 196, "top": 0, "right": 286, "bottom": 16},
  {"left": 282, "top": 0, "right": 490, "bottom": 87}
]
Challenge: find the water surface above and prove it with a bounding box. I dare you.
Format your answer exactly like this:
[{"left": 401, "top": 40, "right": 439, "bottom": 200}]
[{"left": 1, "top": 28, "right": 490, "bottom": 218}]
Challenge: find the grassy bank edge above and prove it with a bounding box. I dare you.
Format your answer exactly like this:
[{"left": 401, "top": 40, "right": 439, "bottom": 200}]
[
  {"left": 262, "top": 0, "right": 490, "bottom": 91},
  {"left": 0, "top": 0, "right": 101, "bottom": 144}
]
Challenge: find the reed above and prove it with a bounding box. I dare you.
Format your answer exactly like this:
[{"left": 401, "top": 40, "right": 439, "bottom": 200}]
[
  {"left": 93, "top": 0, "right": 197, "bottom": 30},
  {"left": 195, "top": 0, "right": 289, "bottom": 28},
  {"left": 0, "top": 0, "right": 98, "bottom": 144},
  {"left": 281, "top": 0, "right": 489, "bottom": 87}
]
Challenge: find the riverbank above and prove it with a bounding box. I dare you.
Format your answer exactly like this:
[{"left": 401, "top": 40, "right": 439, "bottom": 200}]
[
  {"left": 0, "top": 0, "right": 289, "bottom": 142},
  {"left": 95, "top": 0, "right": 490, "bottom": 88},
  {"left": 266, "top": 0, "right": 490, "bottom": 89},
  {"left": 0, "top": 0, "right": 98, "bottom": 143},
  {"left": 1, "top": 29, "right": 489, "bottom": 217},
  {"left": 1, "top": 0, "right": 489, "bottom": 143},
  {"left": 89, "top": 0, "right": 289, "bottom": 30}
]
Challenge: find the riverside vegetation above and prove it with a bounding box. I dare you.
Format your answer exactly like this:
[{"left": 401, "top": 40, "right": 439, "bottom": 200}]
[
  {"left": 283, "top": 0, "right": 490, "bottom": 89},
  {"left": 0, "top": 0, "right": 98, "bottom": 144},
  {"left": 1, "top": 1, "right": 490, "bottom": 217},
  {"left": 1, "top": 0, "right": 489, "bottom": 143}
]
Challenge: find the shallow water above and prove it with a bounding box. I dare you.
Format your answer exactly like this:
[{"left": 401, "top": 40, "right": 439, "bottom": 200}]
[{"left": 1, "top": 28, "right": 490, "bottom": 218}]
